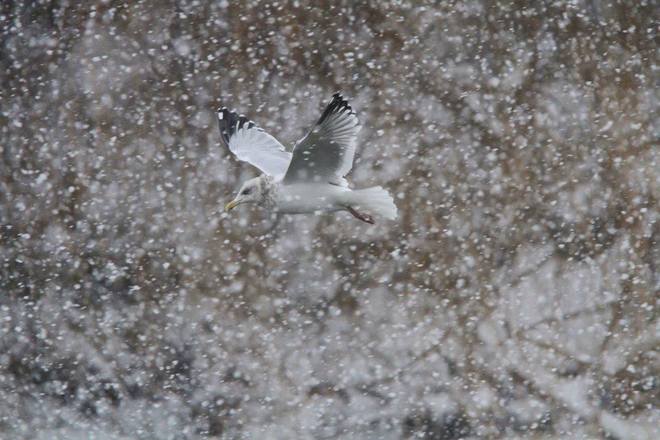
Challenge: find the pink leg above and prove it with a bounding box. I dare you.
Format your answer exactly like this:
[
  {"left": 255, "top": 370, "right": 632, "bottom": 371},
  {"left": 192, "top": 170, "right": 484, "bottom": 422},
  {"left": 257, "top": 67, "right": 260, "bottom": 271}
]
[{"left": 347, "top": 206, "right": 375, "bottom": 224}]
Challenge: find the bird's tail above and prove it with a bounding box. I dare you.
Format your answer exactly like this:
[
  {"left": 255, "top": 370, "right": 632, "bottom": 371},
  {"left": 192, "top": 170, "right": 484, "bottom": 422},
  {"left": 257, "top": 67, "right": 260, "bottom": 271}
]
[{"left": 349, "top": 186, "right": 398, "bottom": 220}]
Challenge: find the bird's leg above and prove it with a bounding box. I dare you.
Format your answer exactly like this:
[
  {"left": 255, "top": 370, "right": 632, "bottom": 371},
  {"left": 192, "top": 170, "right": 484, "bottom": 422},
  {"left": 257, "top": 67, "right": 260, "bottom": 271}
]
[{"left": 346, "top": 206, "right": 375, "bottom": 224}]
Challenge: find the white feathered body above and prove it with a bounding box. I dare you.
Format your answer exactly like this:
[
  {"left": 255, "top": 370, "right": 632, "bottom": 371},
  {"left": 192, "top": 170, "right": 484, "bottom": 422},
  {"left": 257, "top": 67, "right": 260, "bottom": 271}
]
[
  {"left": 269, "top": 180, "right": 398, "bottom": 219},
  {"left": 272, "top": 182, "right": 347, "bottom": 213}
]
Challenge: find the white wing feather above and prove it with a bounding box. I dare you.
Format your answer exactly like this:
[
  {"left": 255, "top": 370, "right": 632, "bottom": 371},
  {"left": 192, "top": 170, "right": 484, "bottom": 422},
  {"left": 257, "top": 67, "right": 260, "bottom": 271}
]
[
  {"left": 217, "top": 108, "right": 292, "bottom": 178},
  {"left": 283, "top": 93, "right": 360, "bottom": 186}
]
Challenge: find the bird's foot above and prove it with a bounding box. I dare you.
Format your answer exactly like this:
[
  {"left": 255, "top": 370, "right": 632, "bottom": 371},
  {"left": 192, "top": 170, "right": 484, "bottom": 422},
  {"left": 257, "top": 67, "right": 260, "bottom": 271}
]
[{"left": 347, "top": 206, "right": 375, "bottom": 224}]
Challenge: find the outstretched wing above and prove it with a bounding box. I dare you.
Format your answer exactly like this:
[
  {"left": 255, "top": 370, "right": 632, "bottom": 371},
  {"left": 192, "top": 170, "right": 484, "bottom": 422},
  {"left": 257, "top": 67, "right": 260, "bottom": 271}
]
[
  {"left": 283, "top": 93, "right": 360, "bottom": 186},
  {"left": 217, "top": 108, "right": 292, "bottom": 178}
]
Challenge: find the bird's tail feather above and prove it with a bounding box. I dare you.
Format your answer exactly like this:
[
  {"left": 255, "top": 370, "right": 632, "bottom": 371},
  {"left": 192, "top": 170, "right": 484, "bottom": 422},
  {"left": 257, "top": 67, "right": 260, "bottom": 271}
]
[{"left": 349, "top": 186, "right": 398, "bottom": 220}]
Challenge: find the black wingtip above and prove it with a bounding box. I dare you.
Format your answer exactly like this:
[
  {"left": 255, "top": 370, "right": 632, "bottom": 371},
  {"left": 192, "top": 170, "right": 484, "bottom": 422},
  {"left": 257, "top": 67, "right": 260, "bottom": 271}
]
[
  {"left": 318, "top": 92, "right": 355, "bottom": 124},
  {"left": 217, "top": 107, "right": 258, "bottom": 147}
]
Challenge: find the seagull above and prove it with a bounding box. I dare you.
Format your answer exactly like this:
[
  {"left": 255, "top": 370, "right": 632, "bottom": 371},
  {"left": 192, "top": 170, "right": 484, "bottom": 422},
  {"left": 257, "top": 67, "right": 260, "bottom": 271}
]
[{"left": 218, "top": 93, "right": 397, "bottom": 224}]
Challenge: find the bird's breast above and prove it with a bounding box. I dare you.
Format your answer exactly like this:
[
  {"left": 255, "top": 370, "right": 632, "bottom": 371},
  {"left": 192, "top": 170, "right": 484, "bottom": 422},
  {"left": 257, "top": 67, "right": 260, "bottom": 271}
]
[{"left": 274, "top": 183, "right": 348, "bottom": 214}]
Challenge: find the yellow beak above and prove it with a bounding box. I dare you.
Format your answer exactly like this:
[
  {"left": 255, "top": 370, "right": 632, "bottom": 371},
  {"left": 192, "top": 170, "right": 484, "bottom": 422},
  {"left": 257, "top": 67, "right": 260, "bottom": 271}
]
[{"left": 225, "top": 199, "right": 240, "bottom": 211}]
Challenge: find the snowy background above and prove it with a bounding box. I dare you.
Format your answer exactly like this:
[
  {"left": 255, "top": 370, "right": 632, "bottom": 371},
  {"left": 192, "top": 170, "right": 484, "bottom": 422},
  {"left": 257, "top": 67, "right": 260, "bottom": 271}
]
[{"left": 1, "top": 1, "right": 658, "bottom": 439}]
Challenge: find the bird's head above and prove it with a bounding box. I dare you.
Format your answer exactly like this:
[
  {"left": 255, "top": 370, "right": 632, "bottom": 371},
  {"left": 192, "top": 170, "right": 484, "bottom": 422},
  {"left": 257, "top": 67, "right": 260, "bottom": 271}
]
[{"left": 225, "top": 177, "right": 264, "bottom": 211}]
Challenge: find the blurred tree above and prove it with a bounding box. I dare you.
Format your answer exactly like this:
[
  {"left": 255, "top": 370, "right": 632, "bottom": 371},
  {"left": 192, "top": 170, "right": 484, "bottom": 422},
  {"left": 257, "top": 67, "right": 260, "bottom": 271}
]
[{"left": 0, "top": 0, "right": 657, "bottom": 438}]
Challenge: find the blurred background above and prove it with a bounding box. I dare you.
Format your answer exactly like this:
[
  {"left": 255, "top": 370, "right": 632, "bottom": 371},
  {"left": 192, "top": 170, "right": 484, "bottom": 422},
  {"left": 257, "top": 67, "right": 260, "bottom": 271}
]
[{"left": 1, "top": 1, "right": 658, "bottom": 438}]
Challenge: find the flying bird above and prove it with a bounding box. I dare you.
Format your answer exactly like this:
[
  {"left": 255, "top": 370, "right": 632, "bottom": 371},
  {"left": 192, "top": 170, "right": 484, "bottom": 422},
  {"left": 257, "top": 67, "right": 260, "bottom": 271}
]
[{"left": 218, "top": 93, "right": 397, "bottom": 224}]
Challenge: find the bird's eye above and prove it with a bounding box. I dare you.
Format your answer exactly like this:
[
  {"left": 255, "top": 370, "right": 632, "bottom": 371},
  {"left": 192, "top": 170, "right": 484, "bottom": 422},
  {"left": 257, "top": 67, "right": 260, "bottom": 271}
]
[{"left": 241, "top": 188, "right": 252, "bottom": 195}]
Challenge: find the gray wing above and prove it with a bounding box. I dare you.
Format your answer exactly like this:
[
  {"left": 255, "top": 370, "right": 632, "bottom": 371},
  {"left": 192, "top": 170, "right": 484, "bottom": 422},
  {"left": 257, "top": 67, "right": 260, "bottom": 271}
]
[
  {"left": 282, "top": 93, "right": 360, "bottom": 186},
  {"left": 217, "top": 108, "right": 292, "bottom": 178}
]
